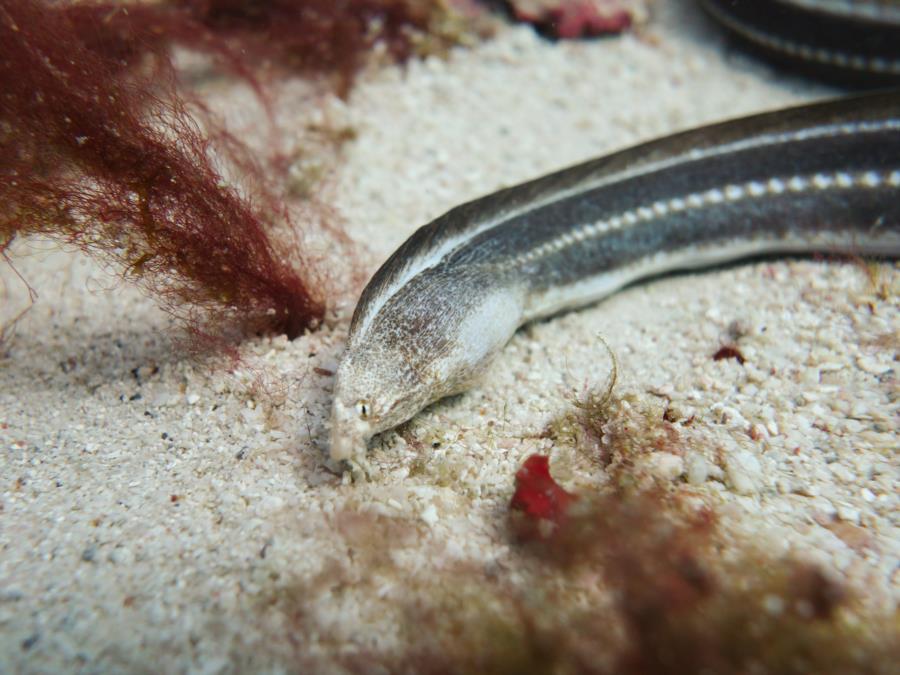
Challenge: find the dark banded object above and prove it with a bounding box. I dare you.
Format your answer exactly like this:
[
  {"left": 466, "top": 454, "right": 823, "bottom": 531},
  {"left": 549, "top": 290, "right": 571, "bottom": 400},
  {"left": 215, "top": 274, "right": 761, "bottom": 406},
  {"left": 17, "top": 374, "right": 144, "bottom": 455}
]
[
  {"left": 700, "top": 0, "right": 900, "bottom": 85},
  {"left": 329, "top": 90, "right": 900, "bottom": 462}
]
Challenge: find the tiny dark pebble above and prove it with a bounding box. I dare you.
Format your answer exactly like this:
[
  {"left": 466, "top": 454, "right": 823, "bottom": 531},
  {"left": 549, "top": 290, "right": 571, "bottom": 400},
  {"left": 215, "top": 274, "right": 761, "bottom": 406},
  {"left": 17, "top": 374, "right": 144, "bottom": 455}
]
[
  {"left": 235, "top": 449, "right": 246, "bottom": 460},
  {"left": 21, "top": 633, "right": 40, "bottom": 651},
  {"left": 0, "top": 590, "right": 24, "bottom": 603},
  {"left": 170, "top": 494, "right": 179, "bottom": 503},
  {"left": 81, "top": 546, "right": 96, "bottom": 562},
  {"left": 161, "top": 432, "right": 169, "bottom": 440},
  {"left": 713, "top": 345, "right": 746, "bottom": 364},
  {"left": 313, "top": 367, "right": 334, "bottom": 377},
  {"left": 132, "top": 364, "right": 160, "bottom": 385},
  {"left": 129, "top": 393, "right": 142, "bottom": 401}
]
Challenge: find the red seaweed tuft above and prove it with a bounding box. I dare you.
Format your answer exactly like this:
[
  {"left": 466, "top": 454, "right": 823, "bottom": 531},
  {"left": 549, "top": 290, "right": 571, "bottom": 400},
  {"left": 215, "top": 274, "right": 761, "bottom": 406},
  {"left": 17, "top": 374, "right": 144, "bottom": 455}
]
[
  {"left": 62, "top": 0, "right": 471, "bottom": 97},
  {"left": 0, "top": 0, "right": 326, "bottom": 340},
  {"left": 0, "top": 0, "right": 484, "bottom": 344}
]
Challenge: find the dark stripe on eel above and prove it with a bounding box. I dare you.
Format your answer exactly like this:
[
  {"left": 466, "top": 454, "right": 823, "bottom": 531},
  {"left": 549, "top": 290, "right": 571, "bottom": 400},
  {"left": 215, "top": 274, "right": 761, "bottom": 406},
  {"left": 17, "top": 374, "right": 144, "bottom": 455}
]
[{"left": 463, "top": 107, "right": 899, "bottom": 294}]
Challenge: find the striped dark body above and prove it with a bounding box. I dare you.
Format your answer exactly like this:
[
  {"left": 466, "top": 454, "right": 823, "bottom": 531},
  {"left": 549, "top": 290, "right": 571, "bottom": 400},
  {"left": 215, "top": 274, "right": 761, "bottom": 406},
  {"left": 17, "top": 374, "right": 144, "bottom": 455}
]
[
  {"left": 330, "top": 3, "right": 900, "bottom": 464},
  {"left": 700, "top": 0, "right": 900, "bottom": 85}
]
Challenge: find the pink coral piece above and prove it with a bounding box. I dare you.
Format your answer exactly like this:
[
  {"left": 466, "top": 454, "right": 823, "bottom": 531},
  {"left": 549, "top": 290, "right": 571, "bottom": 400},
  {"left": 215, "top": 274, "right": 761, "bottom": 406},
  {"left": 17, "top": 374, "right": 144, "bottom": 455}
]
[{"left": 511, "top": 0, "right": 632, "bottom": 39}]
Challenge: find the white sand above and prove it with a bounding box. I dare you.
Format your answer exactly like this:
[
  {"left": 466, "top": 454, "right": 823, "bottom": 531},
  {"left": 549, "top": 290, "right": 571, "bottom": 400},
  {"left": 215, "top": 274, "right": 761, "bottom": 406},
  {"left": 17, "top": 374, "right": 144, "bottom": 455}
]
[{"left": 1, "top": 2, "right": 897, "bottom": 671}]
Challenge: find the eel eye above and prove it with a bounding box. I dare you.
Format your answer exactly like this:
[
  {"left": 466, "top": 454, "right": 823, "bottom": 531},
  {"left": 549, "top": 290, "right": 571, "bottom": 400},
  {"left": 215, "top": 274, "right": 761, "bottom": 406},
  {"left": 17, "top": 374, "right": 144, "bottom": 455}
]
[{"left": 355, "top": 400, "right": 371, "bottom": 420}]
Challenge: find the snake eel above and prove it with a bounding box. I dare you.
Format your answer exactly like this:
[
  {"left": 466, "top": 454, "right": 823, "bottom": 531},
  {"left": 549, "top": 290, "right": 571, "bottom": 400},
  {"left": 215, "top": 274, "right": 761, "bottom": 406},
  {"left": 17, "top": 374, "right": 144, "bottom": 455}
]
[{"left": 329, "top": 0, "right": 900, "bottom": 463}]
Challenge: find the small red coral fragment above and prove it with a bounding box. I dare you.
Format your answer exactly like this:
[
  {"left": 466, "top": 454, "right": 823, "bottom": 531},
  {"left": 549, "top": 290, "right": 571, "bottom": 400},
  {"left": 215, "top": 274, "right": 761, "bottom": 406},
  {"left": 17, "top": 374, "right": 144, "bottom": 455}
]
[
  {"left": 509, "top": 0, "right": 632, "bottom": 39},
  {"left": 712, "top": 345, "right": 746, "bottom": 364},
  {"left": 510, "top": 454, "right": 575, "bottom": 539}
]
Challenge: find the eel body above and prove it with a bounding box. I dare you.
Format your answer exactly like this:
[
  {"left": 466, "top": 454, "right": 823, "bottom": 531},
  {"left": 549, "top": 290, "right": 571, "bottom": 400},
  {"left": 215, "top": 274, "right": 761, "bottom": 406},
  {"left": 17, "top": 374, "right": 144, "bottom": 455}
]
[
  {"left": 330, "top": 90, "right": 900, "bottom": 461},
  {"left": 329, "top": 2, "right": 900, "bottom": 462},
  {"left": 700, "top": 0, "right": 900, "bottom": 85}
]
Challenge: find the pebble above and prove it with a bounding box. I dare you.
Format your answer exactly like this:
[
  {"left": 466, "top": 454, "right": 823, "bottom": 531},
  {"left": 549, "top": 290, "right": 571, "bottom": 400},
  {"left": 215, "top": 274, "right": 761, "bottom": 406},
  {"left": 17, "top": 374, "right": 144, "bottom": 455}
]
[
  {"left": 685, "top": 453, "right": 710, "bottom": 485},
  {"left": 792, "top": 483, "right": 819, "bottom": 497},
  {"left": 800, "top": 367, "right": 820, "bottom": 385},
  {"left": 837, "top": 504, "right": 861, "bottom": 525},
  {"left": 763, "top": 594, "right": 785, "bottom": 615},
  {"left": 420, "top": 503, "right": 439, "bottom": 527},
  {"left": 857, "top": 355, "right": 891, "bottom": 374},
  {"left": 828, "top": 463, "right": 856, "bottom": 484},
  {"left": 725, "top": 450, "right": 763, "bottom": 495},
  {"left": 0, "top": 590, "right": 24, "bottom": 603},
  {"left": 711, "top": 403, "right": 749, "bottom": 428},
  {"left": 812, "top": 496, "right": 837, "bottom": 518},
  {"left": 108, "top": 546, "right": 134, "bottom": 566},
  {"left": 647, "top": 453, "right": 684, "bottom": 482}
]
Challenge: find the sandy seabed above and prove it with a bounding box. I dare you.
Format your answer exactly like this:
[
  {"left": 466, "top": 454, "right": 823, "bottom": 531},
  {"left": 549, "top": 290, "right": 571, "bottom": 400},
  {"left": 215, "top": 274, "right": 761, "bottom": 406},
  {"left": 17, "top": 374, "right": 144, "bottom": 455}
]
[{"left": 1, "top": 1, "right": 897, "bottom": 672}]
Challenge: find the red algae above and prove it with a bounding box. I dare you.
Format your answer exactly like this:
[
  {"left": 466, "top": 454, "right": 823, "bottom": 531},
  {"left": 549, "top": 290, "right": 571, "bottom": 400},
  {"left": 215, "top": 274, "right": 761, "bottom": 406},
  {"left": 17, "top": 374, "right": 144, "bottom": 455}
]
[
  {"left": 509, "top": 454, "right": 576, "bottom": 540},
  {"left": 337, "top": 485, "right": 896, "bottom": 675},
  {"left": 62, "top": 0, "right": 472, "bottom": 97},
  {"left": 0, "top": 0, "right": 477, "bottom": 342},
  {"left": 264, "top": 388, "right": 897, "bottom": 673},
  {"left": 0, "top": 0, "right": 324, "bottom": 339}
]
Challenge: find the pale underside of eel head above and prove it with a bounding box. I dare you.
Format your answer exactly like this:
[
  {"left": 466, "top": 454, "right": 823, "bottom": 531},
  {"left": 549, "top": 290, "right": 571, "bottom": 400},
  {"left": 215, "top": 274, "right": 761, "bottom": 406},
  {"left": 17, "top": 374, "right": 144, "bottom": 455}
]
[{"left": 329, "top": 270, "right": 524, "bottom": 463}]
